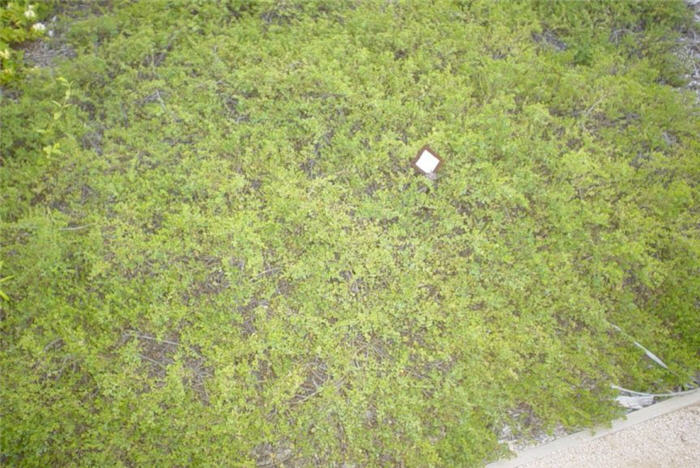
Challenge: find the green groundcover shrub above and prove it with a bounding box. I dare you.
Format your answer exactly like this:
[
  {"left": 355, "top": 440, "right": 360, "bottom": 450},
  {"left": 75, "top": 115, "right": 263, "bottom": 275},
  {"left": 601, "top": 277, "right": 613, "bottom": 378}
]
[{"left": 1, "top": 1, "right": 698, "bottom": 466}]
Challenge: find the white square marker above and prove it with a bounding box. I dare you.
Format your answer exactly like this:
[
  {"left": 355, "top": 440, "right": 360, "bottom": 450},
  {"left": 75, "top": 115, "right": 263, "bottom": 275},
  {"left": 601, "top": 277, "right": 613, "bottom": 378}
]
[{"left": 412, "top": 146, "right": 443, "bottom": 175}]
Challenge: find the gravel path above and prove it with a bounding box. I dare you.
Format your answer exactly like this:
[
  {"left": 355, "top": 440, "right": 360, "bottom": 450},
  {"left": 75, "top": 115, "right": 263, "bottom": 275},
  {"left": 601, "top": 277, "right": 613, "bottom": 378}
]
[
  {"left": 519, "top": 404, "right": 700, "bottom": 468},
  {"left": 488, "top": 391, "right": 700, "bottom": 468}
]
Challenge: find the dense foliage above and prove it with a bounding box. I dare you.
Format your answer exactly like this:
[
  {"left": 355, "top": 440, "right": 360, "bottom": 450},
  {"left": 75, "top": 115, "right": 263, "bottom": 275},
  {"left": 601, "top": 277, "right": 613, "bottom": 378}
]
[
  {"left": 0, "top": 1, "right": 50, "bottom": 84},
  {"left": 1, "top": 1, "right": 698, "bottom": 466}
]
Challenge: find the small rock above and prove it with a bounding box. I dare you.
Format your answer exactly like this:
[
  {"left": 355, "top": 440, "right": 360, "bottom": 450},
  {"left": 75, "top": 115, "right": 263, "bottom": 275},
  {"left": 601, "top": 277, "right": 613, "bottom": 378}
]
[{"left": 615, "top": 395, "right": 654, "bottom": 410}]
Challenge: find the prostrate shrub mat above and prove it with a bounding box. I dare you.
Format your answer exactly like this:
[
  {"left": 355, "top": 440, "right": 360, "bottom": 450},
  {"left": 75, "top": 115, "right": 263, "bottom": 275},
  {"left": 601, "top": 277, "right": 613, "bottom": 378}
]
[{"left": 1, "top": 1, "right": 698, "bottom": 466}]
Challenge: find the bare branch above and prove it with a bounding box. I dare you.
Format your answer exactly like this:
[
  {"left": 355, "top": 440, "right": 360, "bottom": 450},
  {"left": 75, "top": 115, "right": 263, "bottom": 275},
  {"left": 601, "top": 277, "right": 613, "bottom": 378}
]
[
  {"left": 60, "top": 224, "right": 93, "bottom": 231},
  {"left": 125, "top": 330, "right": 179, "bottom": 346}
]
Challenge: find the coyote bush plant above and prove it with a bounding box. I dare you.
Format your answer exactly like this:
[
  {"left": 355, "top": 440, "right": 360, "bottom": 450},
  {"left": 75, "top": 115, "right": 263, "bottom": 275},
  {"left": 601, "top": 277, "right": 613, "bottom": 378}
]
[{"left": 1, "top": 0, "right": 698, "bottom": 466}]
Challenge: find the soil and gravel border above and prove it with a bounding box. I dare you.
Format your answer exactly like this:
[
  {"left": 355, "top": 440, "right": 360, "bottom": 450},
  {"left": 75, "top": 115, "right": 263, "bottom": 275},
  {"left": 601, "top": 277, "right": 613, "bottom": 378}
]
[{"left": 487, "top": 390, "right": 700, "bottom": 468}]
